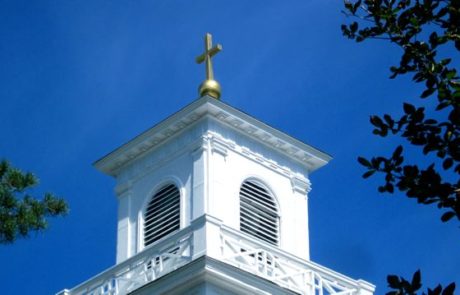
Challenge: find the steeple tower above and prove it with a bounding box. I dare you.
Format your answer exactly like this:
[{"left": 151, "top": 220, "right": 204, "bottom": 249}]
[{"left": 57, "top": 34, "right": 375, "bottom": 295}]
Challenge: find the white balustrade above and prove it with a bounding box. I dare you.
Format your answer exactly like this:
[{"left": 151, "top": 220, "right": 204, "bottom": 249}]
[
  {"left": 58, "top": 216, "right": 372, "bottom": 295},
  {"left": 220, "top": 225, "right": 358, "bottom": 295}
]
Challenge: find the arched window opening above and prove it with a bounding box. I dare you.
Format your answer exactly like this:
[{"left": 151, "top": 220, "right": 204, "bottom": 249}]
[
  {"left": 239, "top": 179, "right": 279, "bottom": 245},
  {"left": 144, "top": 183, "right": 180, "bottom": 247}
]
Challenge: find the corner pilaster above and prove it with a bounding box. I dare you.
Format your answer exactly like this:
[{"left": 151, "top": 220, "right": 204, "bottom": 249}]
[{"left": 191, "top": 138, "right": 209, "bottom": 221}]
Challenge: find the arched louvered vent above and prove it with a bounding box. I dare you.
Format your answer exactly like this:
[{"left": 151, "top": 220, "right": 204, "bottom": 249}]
[
  {"left": 144, "top": 184, "right": 180, "bottom": 247},
  {"left": 240, "top": 179, "right": 279, "bottom": 245}
]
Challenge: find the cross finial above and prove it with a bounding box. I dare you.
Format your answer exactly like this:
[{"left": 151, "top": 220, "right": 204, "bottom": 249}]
[{"left": 196, "top": 33, "right": 222, "bottom": 99}]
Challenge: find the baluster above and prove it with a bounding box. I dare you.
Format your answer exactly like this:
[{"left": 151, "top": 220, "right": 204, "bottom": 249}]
[
  {"left": 113, "top": 277, "right": 119, "bottom": 295},
  {"left": 158, "top": 255, "right": 163, "bottom": 273},
  {"left": 318, "top": 274, "right": 323, "bottom": 295},
  {"left": 220, "top": 234, "right": 224, "bottom": 257},
  {"left": 263, "top": 251, "right": 268, "bottom": 276}
]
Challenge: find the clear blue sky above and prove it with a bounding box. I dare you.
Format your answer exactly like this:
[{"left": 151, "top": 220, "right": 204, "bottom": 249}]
[{"left": 0, "top": 1, "right": 458, "bottom": 294}]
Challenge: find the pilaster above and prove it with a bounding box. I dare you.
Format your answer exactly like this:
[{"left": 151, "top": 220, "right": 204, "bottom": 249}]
[{"left": 191, "top": 141, "right": 208, "bottom": 221}]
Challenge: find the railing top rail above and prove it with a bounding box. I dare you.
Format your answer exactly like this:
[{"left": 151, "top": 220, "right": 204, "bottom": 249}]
[
  {"left": 220, "top": 223, "right": 367, "bottom": 290},
  {"left": 66, "top": 222, "right": 196, "bottom": 294}
]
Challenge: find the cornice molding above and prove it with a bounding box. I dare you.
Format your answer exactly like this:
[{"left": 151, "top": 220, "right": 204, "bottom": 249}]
[
  {"left": 94, "top": 96, "right": 331, "bottom": 177},
  {"left": 115, "top": 180, "right": 133, "bottom": 197},
  {"left": 290, "top": 176, "right": 312, "bottom": 195},
  {"left": 206, "top": 133, "right": 229, "bottom": 158}
]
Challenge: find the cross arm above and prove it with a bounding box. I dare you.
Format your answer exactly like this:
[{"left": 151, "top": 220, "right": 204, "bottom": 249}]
[{"left": 195, "top": 44, "right": 223, "bottom": 64}]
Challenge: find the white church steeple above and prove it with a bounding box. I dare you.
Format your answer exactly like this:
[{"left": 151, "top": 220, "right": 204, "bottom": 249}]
[
  {"left": 94, "top": 95, "right": 329, "bottom": 263},
  {"left": 58, "top": 34, "right": 375, "bottom": 295}
]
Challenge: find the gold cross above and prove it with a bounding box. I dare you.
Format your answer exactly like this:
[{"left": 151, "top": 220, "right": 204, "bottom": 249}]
[{"left": 196, "top": 33, "right": 222, "bottom": 81}]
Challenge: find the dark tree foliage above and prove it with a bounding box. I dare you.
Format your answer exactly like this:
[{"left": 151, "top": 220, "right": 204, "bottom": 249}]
[
  {"left": 343, "top": 0, "right": 460, "bottom": 223},
  {"left": 387, "top": 270, "right": 455, "bottom": 295},
  {"left": 0, "top": 160, "right": 68, "bottom": 244},
  {"left": 341, "top": 0, "right": 459, "bottom": 294}
]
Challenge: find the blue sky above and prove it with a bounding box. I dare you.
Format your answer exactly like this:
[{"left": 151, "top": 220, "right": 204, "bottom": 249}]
[{"left": 0, "top": 1, "right": 458, "bottom": 294}]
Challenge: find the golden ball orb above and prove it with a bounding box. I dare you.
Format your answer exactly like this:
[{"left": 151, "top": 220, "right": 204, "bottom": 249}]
[{"left": 199, "top": 79, "right": 221, "bottom": 99}]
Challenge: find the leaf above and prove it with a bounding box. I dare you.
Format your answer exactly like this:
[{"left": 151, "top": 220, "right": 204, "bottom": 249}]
[
  {"left": 446, "top": 70, "right": 457, "bottom": 80},
  {"left": 403, "top": 103, "right": 416, "bottom": 114},
  {"left": 344, "top": 2, "right": 353, "bottom": 11},
  {"left": 341, "top": 24, "right": 349, "bottom": 36},
  {"left": 352, "top": 0, "right": 362, "bottom": 14},
  {"left": 350, "top": 22, "right": 358, "bottom": 33},
  {"left": 383, "top": 114, "right": 393, "bottom": 125},
  {"left": 442, "top": 282, "right": 456, "bottom": 295},
  {"left": 411, "top": 270, "right": 422, "bottom": 290},
  {"left": 393, "top": 145, "right": 403, "bottom": 159},
  {"left": 441, "top": 211, "right": 455, "bottom": 222},
  {"left": 413, "top": 108, "right": 425, "bottom": 121},
  {"left": 443, "top": 158, "right": 453, "bottom": 170},
  {"left": 436, "top": 102, "right": 450, "bottom": 110},
  {"left": 424, "top": 119, "right": 437, "bottom": 124},
  {"left": 387, "top": 275, "right": 401, "bottom": 288},
  {"left": 427, "top": 76, "right": 436, "bottom": 88},
  {"left": 400, "top": 277, "right": 413, "bottom": 291},
  {"left": 358, "top": 157, "right": 372, "bottom": 167},
  {"left": 454, "top": 165, "right": 460, "bottom": 175},
  {"left": 388, "top": 185, "right": 394, "bottom": 193},
  {"left": 432, "top": 285, "right": 443, "bottom": 294},
  {"left": 421, "top": 87, "right": 436, "bottom": 98},
  {"left": 370, "top": 115, "right": 384, "bottom": 127},
  {"left": 440, "top": 58, "right": 451, "bottom": 66},
  {"left": 363, "top": 170, "right": 376, "bottom": 179},
  {"left": 429, "top": 32, "right": 438, "bottom": 47}
]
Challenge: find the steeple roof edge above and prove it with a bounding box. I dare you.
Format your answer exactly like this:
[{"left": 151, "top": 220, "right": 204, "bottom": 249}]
[{"left": 94, "top": 96, "right": 332, "bottom": 176}]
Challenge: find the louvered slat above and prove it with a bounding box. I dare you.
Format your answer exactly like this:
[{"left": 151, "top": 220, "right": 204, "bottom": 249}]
[
  {"left": 240, "top": 190, "right": 278, "bottom": 213},
  {"left": 240, "top": 212, "right": 278, "bottom": 239},
  {"left": 144, "top": 184, "right": 180, "bottom": 247},
  {"left": 144, "top": 197, "right": 180, "bottom": 224},
  {"left": 146, "top": 184, "right": 178, "bottom": 210},
  {"left": 241, "top": 189, "right": 276, "bottom": 210},
  {"left": 241, "top": 224, "right": 278, "bottom": 244},
  {"left": 243, "top": 182, "right": 276, "bottom": 205},
  {"left": 241, "top": 205, "right": 278, "bottom": 227},
  {"left": 240, "top": 211, "right": 279, "bottom": 242},
  {"left": 239, "top": 180, "right": 279, "bottom": 246},
  {"left": 144, "top": 207, "right": 180, "bottom": 233}
]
